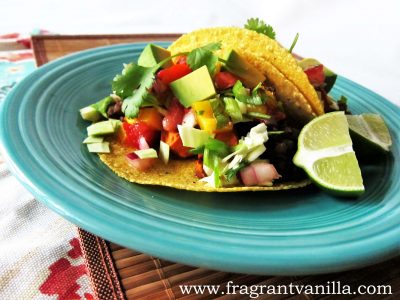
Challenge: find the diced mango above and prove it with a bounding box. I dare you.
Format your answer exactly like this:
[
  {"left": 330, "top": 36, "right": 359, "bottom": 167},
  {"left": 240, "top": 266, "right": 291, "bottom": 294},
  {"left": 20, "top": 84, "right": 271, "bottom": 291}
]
[{"left": 124, "top": 108, "right": 163, "bottom": 130}]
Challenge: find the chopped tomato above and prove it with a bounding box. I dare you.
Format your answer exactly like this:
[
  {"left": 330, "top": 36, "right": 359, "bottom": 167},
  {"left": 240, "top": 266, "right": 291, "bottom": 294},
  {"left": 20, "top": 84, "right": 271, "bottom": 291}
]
[
  {"left": 122, "top": 121, "right": 157, "bottom": 149},
  {"left": 304, "top": 64, "right": 325, "bottom": 87},
  {"left": 161, "top": 131, "right": 193, "bottom": 158},
  {"left": 162, "top": 98, "right": 185, "bottom": 132},
  {"left": 137, "top": 107, "right": 163, "bottom": 131},
  {"left": 215, "top": 131, "right": 238, "bottom": 147},
  {"left": 195, "top": 159, "right": 206, "bottom": 179},
  {"left": 214, "top": 71, "right": 239, "bottom": 90},
  {"left": 157, "top": 63, "right": 192, "bottom": 85}
]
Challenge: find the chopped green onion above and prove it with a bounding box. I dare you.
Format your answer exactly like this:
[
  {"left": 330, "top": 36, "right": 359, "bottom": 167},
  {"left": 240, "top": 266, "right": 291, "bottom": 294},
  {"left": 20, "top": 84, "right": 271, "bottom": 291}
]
[
  {"left": 223, "top": 97, "right": 243, "bottom": 122},
  {"left": 288, "top": 33, "right": 299, "bottom": 53},
  {"left": 245, "top": 112, "right": 271, "bottom": 119}
]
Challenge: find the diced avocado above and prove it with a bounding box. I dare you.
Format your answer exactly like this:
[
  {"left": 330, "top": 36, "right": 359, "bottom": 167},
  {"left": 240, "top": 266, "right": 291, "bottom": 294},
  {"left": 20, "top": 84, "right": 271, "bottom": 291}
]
[
  {"left": 298, "top": 58, "right": 337, "bottom": 92},
  {"left": 177, "top": 125, "right": 211, "bottom": 148},
  {"left": 134, "top": 148, "right": 158, "bottom": 159},
  {"left": 109, "top": 119, "right": 122, "bottom": 130},
  {"left": 83, "top": 136, "right": 104, "bottom": 144},
  {"left": 87, "top": 120, "right": 115, "bottom": 136},
  {"left": 138, "top": 44, "right": 172, "bottom": 68},
  {"left": 80, "top": 106, "right": 101, "bottom": 122},
  {"left": 170, "top": 66, "right": 216, "bottom": 107},
  {"left": 223, "top": 49, "right": 266, "bottom": 88},
  {"left": 87, "top": 142, "right": 110, "bottom": 153},
  {"left": 159, "top": 141, "right": 170, "bottom": 164}
]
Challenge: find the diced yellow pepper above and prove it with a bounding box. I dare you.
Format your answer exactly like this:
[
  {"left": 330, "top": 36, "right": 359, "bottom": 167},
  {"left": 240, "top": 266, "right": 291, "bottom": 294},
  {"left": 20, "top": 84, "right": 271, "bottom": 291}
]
[
  {"left": 192, "top": 100, "right": 218, "bottom": 134},
  {"left": 197, "top": 117, "right": 217, "bottom": 134},
  {"left": 192, "top": 100, "right": 214, "bottom": 118}
]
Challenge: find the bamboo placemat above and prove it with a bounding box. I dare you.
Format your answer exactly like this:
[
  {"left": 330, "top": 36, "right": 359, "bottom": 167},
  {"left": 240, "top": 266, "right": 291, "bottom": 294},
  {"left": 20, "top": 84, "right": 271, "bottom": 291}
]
[{"left": 32, "top": 34, "right": 399, "bottom": 300}]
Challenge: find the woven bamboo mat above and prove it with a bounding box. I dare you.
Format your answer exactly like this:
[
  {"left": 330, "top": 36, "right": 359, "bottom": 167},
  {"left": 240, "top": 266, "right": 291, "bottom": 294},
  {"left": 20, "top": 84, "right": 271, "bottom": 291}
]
[{"left": 32, "top": 34, "right": 399, "bottom": 300}]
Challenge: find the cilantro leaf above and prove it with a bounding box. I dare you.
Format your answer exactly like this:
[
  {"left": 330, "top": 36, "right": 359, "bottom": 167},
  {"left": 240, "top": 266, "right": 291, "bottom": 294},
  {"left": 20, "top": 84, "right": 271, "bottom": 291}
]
[
  {"left": 187, "top": 42, "right": 221, "bottom": 76},
  {"left": 121, "top": 65, "right": 157, "bottom": 118},
  {"left": 119, "top": 55, "right": 177, "bottom": 118},
  {"left": 112, "top": 63, "right": 150, "bottom": 99},
  {"left": 232, "top": 80, "right": 266, "bottom": 105},
  {"left": 244, "top": 18, "right": 276, "bottom": 40}
]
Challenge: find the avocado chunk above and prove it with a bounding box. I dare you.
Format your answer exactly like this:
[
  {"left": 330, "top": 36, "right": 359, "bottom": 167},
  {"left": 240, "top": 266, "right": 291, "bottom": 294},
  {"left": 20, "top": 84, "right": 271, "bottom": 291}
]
[
  {"left": 87, "top": 142, "right": 110, "bottom": 153},
  {"left": 138, "top": 44, "right": 172, "bottom": 68},
  {"left": 134, "top": 148, "right": 158, "bottom": 159},
  {"left": 223, "top": 49, "right": 266, "bottom": 88},
  {"left": 298, "top": 58, "right": 337, "bottom": 93},
  {"left": 80, "top": 106, "right": 101, "bottom": 122},
  {"left": 87, "top": 120, "right": 115, "bottom": 136},
  {"left": 83, "top": 136, "right": 104, "bottom": 144},
  {"left": 178, "top": 125, "right": 211, "bottom": 148},
  {"left": 170, "top": 66, "right": 216, "bottom": 107}
]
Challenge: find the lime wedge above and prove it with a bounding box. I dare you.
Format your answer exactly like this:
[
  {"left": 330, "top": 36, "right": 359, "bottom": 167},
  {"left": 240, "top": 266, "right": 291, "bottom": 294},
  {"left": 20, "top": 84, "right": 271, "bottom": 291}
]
[
  {"left": 346, "top": 114, "right": 392, "bottom": 152},
  {"left": 293, "top": 112, "right": 364, "bottom": 196}
]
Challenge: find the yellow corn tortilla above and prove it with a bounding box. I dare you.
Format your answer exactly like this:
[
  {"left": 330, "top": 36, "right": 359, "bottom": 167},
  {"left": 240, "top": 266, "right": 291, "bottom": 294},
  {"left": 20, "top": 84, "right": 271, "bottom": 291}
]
[
  {"left": 169, "top": 27, "right": 324, "bottom": 121},
  {"left": 98, "top": 27, "right": 320, "bottom": 191},
  {"left": 99, "top": 141, "right": 311, "bottom": 192}
]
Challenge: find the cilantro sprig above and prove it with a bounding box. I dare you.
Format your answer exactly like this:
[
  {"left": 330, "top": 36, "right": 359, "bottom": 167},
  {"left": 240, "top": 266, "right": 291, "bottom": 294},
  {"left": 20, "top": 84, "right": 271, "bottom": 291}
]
[
  {"left": 116, "top": 55, "right": 180, "bottom": 118},
  {"left": 244, "top": 18, "right": 276, "bottom": 40},
  {"left": 186, "top": 42, "right": 222, "bottom": 76},
  {"left": 232, "top": 81, "right": 268, "bottom": 105}
]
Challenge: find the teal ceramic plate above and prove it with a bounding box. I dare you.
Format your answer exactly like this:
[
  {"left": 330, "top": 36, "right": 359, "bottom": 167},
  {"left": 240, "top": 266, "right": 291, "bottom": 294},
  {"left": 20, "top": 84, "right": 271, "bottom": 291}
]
[{"left": 1, "top": 43, "right": 399, "bottom": 275}]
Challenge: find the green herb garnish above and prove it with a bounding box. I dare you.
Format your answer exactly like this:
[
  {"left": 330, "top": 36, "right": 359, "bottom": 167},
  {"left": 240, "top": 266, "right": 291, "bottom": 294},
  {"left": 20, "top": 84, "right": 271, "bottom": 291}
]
[
  {"left": 244, "top": 18, "right": 276, "bottom": 40},
  {"left": 232, "top": 81, "right": 266, "bottom": 105},
  {"left": 91, "top": 96, "right": 115, "bottom": 118},
  {"left": 245, "top": 112, "right": 271, "bottom": 120},
  {"left": 288, "top": 33, "right": 299, "bottom": 53},
  {"left": 119, "top": 55, "right": 178, "bottom": 118},
  {"left": 190, "top": 137, "right": 230, "bottom": 157},
  {"left": 120, "top": 65, "right": 157, "bottom": 118},
  {"left": 187, "top": 42, "right": 221, "bottom": 76}
]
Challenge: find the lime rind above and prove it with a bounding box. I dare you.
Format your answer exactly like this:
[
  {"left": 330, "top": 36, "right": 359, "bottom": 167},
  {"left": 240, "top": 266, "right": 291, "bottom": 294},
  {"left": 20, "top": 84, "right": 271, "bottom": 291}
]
[
  {"left": 293, "top": 112, "right": 364, "bottom": 196},
  {"left": 346, "top": 114, "right": 392, "bottom": 152}
]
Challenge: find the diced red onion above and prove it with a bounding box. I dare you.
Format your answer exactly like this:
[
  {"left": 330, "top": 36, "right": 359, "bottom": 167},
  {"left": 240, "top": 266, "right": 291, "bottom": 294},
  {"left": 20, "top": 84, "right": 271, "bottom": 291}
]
[
  {"left": 240, "top": 162, "right": 281, "bottom": 186},
  {"left": 240, "top": 165, "right": 258, "bottom": 186},
  {"left": 126, "top": 153, "right": 155, "bottom": 171},
  {"left": 182, "top": 109, "right": 197, "bottom": 128},
  {"left": 252, "top": 162, "right": 281, "bottom": 185},
  {"left": 138, "top": 136, "right": 149, "bottom": 150}
]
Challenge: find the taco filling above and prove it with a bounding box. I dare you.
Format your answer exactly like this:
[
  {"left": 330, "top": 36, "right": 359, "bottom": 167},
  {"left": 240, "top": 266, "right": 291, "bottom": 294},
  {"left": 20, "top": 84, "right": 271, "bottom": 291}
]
[{"left": 80, "top": 23, "right": 349, "bottom": 191}]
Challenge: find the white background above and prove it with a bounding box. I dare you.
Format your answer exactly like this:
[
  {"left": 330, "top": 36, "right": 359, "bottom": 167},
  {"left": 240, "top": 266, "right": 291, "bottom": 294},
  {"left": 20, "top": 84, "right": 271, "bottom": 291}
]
[{"left": 2, "top": 0, "right": 399, "bottom": 105}]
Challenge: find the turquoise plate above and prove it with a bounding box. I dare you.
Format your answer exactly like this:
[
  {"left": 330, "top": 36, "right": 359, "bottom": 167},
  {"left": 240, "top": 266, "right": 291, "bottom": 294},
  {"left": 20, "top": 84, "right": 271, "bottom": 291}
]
[{"left": 1, "top": 43, "right": 399, "bottom": 275}]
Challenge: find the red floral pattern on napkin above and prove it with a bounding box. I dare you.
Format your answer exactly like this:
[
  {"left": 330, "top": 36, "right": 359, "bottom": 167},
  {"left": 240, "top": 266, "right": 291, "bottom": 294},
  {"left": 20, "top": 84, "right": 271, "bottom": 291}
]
[{"left": 40, "top": 238, "right": 93, "bottom": 300}]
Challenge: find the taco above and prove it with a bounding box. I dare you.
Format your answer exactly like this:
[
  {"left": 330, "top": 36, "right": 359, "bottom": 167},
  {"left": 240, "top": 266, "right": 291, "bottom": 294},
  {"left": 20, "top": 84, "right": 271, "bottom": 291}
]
[{"left": 80, "top": 24, "right": 340, "bottom": 192}]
